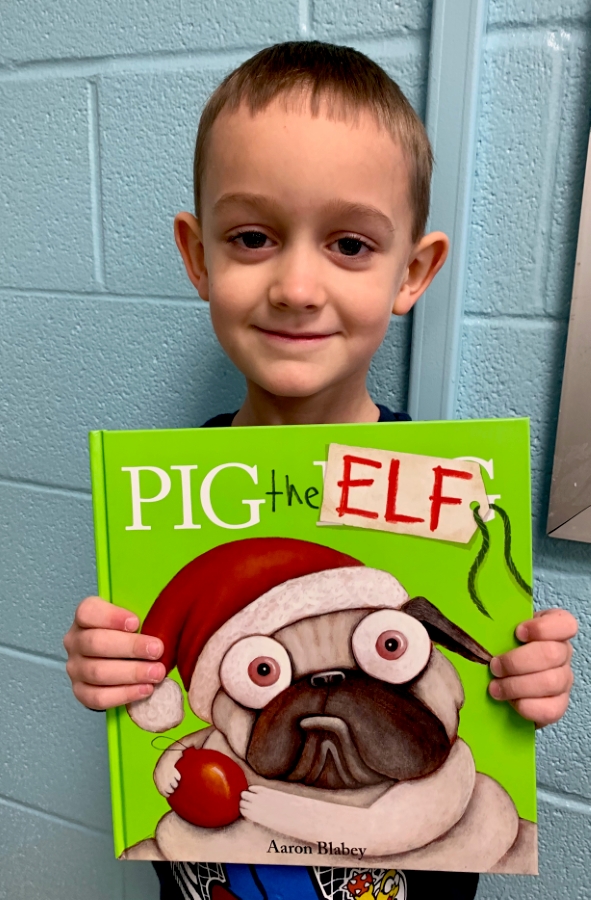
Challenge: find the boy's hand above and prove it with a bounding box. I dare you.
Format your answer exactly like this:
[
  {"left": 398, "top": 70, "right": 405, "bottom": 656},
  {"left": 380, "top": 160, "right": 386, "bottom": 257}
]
[
  {"left": 488, "top": 608, "right": 577, "bottom": 727},
  {"left": 63, "top": 596, "right": 165, "bottom": 710}
]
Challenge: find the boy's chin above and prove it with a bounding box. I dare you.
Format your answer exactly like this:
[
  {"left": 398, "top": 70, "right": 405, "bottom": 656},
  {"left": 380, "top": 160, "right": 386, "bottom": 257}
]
[{"left": 250, "top": 368, "right": 350, "bottom": 400}]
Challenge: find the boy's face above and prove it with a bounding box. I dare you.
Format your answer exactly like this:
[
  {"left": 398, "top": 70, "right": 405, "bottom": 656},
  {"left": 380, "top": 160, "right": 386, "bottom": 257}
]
[{"left": 177, "top": 97, "right": 446, "bottom": 404}]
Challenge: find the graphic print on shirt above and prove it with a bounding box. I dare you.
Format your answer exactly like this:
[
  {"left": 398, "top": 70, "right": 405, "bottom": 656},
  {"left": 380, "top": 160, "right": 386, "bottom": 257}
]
[{"left": 170, "top": 864, "right": 407, "bottom": 900}]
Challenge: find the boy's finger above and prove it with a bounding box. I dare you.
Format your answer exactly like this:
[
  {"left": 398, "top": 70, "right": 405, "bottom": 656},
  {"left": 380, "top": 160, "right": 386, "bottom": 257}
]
[
  {"left": 509, "top": 693, "right": 571, "bottom": 728},
  {"left": 73, "top": 681, "right": 157, "bottom": 711},
  {"left": 515, "top": 609, "right": 578, "bottom": 643},
  {"left": 68, "top": 658, "right": 166, "bottom": 687},
  {"left": 74, "top": 628, "right": 163, "bottom": 661},
  {"left": 489, "top": 664, "right": 573, "bottom": 701},
  {"left": 74, "top": 596, "right": 140, "bottom": 633},
  {"left": 490, "top": 640, "right": 570, "bottom": 677}
]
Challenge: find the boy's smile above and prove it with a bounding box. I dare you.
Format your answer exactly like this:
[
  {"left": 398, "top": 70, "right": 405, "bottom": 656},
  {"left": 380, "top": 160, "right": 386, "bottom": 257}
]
[{"left": 175, "top": 95, "right": 448, "bottom": 424}]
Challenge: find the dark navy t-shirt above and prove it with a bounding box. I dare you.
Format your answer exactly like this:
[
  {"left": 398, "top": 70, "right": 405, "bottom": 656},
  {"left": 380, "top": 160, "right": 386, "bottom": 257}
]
[
  {"left": 154, "top": 861, "right": 479, "bottom": 900},
  {"left": 200, "top": 405, "right": 411, "bottom": 429},
  {"left": 153, "top": 405, "right": 479, "bottom": 900}
]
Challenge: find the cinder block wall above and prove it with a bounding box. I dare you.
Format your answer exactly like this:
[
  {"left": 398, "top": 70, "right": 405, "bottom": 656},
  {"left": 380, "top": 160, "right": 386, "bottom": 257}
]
[
  {"left": 462, "top": 3, "right": 591, "bottom": 896},
  {"left": 0, "top": 2, "right": 589, "bottom": 898}
]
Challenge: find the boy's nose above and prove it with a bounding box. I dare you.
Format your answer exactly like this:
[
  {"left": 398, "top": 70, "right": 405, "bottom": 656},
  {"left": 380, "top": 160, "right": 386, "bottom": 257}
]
[{"left": 268, "top": 246, "right": 326, "bottom": 310}]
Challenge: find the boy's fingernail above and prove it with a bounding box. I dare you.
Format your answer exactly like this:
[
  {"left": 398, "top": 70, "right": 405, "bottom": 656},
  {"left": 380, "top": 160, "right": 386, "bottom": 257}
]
[
  {"left": 125, "top": 616, "right": 139, "bottom": 632},
  {"left": 489, "top": 681, "right": 502, "bottom": 699},
  {"left": 490, "top": 657, "right": 503, "bottom": 677},
  {"left": 147, "top": 664, "right": 164, "bottom": 682},
  {"left": 515, "top": 623, "right": 528, "bottom": 641},
  {"left": 138, "top": 684, "right": 153, "bottom": 697},
  {"left": 147, "top": 641, "right": 163, "bottom": 659}
]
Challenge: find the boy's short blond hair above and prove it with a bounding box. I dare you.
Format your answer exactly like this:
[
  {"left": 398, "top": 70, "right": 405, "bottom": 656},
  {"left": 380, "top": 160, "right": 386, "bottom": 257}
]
[{"left": 194, "top": 41, "right": 433, "bottom": 242}]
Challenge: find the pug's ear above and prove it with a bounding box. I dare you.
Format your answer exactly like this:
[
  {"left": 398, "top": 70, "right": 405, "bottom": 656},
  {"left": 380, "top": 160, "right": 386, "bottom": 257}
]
[{"left": 401, "top": 597, "right": 492, "bottom": 665}]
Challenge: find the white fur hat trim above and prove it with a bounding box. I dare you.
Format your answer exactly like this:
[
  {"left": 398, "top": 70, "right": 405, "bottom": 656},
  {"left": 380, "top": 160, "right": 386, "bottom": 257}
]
[
  {"left": 127, "top": 677, "right": 184, "bottom": 733},
  {"left": 189, "top": 566, "right": 408, "bottom": 721}
]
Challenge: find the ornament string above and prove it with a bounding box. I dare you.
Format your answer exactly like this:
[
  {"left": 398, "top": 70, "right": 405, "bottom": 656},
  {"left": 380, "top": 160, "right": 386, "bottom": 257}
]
[
  {"left": 151, "top": 735, "right": 190, "bottom": 751},
  {"left": 468, "top": 505, "right": 492, "bottom": 618},
  {"left": 490, "top": 502, "right": 533, "bottom": 597},
  {"left": 468, "top": 503, "right": 533, "bottom": 618}
]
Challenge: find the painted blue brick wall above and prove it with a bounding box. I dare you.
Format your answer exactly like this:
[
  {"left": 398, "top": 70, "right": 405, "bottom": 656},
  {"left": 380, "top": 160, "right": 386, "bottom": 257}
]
[
  {"left": 461, "top": 3, "right": 591, "bottom": 897},
  {"left": 0, "top": 484, "right": 95, "bottom": 656},
  {"left": 0, "top": 2, "right": 426, "bottom": 896},
  {"left": 0, "top": 0, "right": 301, "bottom": 63},
  {"left": 0, "top": 1, "right": 590, "bottom": 898},
  {"left": 0, "top": 80, "right": 96, "bottom": 291}
]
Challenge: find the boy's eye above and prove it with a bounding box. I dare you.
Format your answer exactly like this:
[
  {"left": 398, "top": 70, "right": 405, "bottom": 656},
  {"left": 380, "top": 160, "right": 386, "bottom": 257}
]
[
  {"left": 337, "top": 237, "right": 364, "bottom": 255},
  {"left": 329, "top": 237, "right": 372, "bottom": 257},
  {"left": 231, "top": 231, "right": 270, "bottom": 249}
]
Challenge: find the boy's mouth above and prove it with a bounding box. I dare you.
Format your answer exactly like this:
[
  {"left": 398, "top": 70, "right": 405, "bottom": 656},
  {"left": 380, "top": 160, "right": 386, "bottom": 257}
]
[{"left": 254, "top": 326, "right": 337, "bottom": 343}]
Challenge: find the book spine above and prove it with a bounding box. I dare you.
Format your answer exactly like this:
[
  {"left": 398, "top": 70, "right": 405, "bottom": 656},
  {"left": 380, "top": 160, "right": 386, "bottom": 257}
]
[
  {"left": 89, "top": 431, "right": 126, "bottom": 858},
  {"left": 89, "top": 431, "right": 111, "bottom": 601}
]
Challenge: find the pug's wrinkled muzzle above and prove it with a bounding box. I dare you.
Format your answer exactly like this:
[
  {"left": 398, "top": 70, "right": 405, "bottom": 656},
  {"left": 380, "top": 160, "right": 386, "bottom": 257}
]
[
  {"left": 246, "top": 669, "right": 451, "bottom": 790},
  {"left": 289, "top": 714, "right": 384, "bottom": 787}
]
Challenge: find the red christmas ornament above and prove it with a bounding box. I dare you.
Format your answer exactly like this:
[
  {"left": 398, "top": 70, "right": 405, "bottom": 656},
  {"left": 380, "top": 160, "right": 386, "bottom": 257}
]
[{"left": 168, "top": 748, "right": 248, "bottom": 827}]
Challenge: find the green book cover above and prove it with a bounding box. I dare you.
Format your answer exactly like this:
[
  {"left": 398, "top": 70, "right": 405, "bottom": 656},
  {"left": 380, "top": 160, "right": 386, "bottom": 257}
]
[{"left": 90, "top": 418, "right": 536, "bottom": 874}]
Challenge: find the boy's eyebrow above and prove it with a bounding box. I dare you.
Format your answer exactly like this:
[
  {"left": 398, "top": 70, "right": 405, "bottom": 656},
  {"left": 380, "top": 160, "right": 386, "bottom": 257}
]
[
  {"left": 212, "top": 192, "right": 395, "bottom": 234},
  {"left": 212, "top": 192, "right": 278, "bottom": 216},
  {"left": 322, "top": 199, "right": 395, "bottom": 234}
]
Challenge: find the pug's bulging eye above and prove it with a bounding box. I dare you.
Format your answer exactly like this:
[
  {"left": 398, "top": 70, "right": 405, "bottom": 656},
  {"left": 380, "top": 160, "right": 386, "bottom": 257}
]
[
  {"left": 352, "top": 610, "right": 431, "bottom": 684},
  {"left": 376, "top": 630, "right": 408, "bottom": 660},
  {"left": 248, "top": 657, "right": 280, "bottom": 686},
  {"left": 220, "top": 636, "right": 292, "bottom": 709}
]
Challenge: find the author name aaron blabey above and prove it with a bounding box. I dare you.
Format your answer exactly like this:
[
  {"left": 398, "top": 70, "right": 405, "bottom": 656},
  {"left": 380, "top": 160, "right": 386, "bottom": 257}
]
[{"left": 268, "top": 840, "right": 367, "bottom": 861}]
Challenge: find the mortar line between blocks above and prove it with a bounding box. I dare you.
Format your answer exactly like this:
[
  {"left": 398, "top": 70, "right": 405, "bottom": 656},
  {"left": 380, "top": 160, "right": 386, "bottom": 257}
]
[
  {"left": 538, "top": 785, "right": 591, "bottom": 816},
  {"left": 328, "top": 33, "right": 427, "bottom": 57},
  {"left": 0, "top": 794, "right": 111, "bottom": 837},
  {"left": 0, "top": 35, "right": 429, "bottom": 83},
  {"left": 487, "top": 18, "right": 591, "bottom": 37},
  {"left": 0, "top": 642, "right": 66, "bottom": 670},
  {"left": 0, "top": 47, "right": 261, "bottom": 81},
  {"left": 298, "top": 0, "right": 311, "bottom": 37},
  {"left": 87, "top": 79, "right": 106, "bottom": 290},
  {"left": 534, "top": 564, "right": 591, "bottom": 582},
  {"left": 536, "top": 32, "right": 568, "bottom": 317},
  {"left": 0, "top": 286, "right": 209, "bottom": 306},
  {"left": 463, "top": 312, "right": 568, "bottom": 326},
  {"left": 0, "top": 474, "right": 91, "bottom": 498}
]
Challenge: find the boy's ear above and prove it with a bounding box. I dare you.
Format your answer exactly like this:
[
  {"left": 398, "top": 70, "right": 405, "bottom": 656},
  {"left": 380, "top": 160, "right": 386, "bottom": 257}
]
[
  {"left": 174, "top": 212, "right": 210, "bottom": 301},
  {"left": 392, "top": 231, "right": 449, "bottom": 315}
]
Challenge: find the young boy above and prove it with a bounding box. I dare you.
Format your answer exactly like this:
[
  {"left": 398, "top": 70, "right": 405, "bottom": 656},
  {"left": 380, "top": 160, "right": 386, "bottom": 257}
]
[{"left": 64, "top": 42, "right": 577, "bottom": 900}]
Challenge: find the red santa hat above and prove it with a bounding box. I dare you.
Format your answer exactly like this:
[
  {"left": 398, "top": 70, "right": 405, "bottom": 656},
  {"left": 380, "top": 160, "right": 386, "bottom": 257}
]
[{"left": 127, "top": 537, "right": 408, "bottom": 732}]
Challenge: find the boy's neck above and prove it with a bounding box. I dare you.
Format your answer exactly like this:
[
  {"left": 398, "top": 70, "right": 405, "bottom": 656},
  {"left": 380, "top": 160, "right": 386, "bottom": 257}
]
[{"left": 233, "top": 381, "right": 381, "bottom": 427}]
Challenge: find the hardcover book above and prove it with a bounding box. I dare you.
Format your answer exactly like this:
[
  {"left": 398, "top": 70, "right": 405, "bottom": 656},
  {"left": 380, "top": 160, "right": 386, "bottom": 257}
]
[{"left": 89, "top": 418, "right": 537, "bottom": 874}]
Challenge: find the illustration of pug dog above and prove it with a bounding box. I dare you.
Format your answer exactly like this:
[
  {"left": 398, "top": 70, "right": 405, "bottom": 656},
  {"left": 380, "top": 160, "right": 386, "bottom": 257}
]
[{"left": 124, "top": 537, "right": 537, "bottom": 873}]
